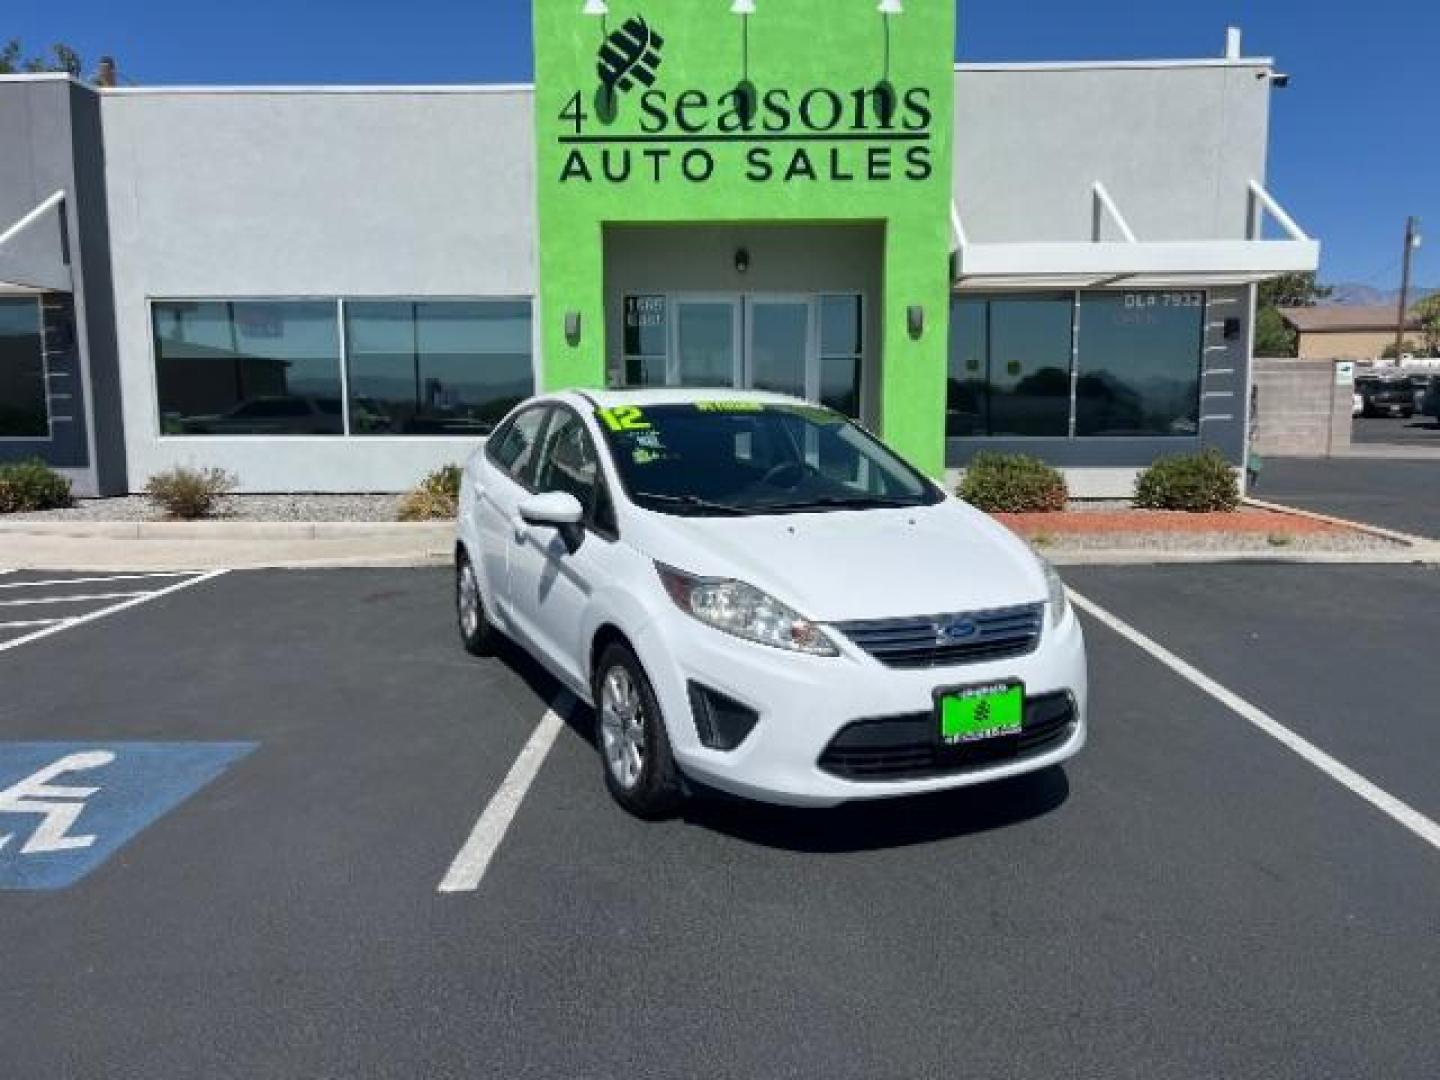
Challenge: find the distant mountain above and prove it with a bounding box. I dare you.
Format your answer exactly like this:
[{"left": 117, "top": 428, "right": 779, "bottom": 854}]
[{"left": 1324, "top": 283, "right": 1440, "bottom": 307}]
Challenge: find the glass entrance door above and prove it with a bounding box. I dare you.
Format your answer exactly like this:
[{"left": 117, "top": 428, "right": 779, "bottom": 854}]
[
  {"left": 746, "top": 297, "right": 812, "bottom": 399},
  {"left": 624, "top": 293, "right": 862, "bottom": 415},
  {"left": 672, "top": 298, "right": 741, "bottom": 389}
]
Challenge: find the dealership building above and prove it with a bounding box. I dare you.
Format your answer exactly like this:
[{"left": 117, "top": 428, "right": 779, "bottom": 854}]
[{"left": 0, "top": 2, "right": 1318, "bottom": 498}]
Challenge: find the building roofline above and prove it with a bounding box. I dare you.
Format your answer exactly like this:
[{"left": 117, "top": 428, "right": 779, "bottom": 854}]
[
  {"left": 956, "top": 58, "right": 1274, "bottom": 73},
  {"left": 99, "top": 82, "right": 533, "bottom": 97},
  {"left": 0, "top": 73, "right": 85, "bottom": 85}
]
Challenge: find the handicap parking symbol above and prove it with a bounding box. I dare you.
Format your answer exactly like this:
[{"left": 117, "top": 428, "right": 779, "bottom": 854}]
[{"left": 0, "top": 742, "right": 255, "bottom": 891}]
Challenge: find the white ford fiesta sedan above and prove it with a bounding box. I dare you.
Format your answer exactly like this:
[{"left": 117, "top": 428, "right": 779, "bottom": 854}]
[{"left": 455, "top": 389, "right": 1087, "bottom": 818}]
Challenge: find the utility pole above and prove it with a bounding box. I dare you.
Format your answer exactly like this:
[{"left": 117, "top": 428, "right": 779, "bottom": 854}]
[{"left": 1394, "top": 215, "right": 1421, "bottom": 360}]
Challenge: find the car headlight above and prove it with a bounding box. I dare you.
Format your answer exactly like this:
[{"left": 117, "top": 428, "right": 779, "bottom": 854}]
[
  {"left": 1041, "top": 558, "right": 1069, "bottom": 627},
  {"left": 655, "top": 564, "right": 839, "bottom": 657}
]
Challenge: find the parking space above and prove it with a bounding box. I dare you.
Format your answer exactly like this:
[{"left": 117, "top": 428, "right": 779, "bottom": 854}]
[
  {"left": 0, "top": 570, "right": 220, "bottom": 651},
  {"left": 1353, "top": 414, "right": 1440, "bottom": 448},
  {"left": 0, "top": 565, "right": 1437, "bottom": 1076},
  {"left": 1256, "top": 456, "right": 1440, "bottom": 538}
]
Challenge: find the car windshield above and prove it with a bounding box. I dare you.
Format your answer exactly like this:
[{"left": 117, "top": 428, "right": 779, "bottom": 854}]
[{"left": 593, "top": 401, "right": 944, "bottom": 517}]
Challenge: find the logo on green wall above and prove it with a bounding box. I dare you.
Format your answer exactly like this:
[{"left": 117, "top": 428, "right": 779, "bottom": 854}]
[
  {"left": 558, "top": 13, "right": 932, "bottom": 189},
  {"left": 597, "top": 17, "right": 665, "bottom": 98}
]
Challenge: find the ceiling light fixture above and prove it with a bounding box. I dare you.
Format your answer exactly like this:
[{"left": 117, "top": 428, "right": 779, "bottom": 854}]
[{"left": 582, "top": 0, "right": 609, "bottom": 15}]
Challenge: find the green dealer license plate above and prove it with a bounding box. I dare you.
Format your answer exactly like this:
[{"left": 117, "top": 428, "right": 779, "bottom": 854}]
[{"left": 937, "top": 682, "right": 1024, "bottom": 745}]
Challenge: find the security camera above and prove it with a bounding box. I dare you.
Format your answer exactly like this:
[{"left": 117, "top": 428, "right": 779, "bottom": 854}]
[{"left": 1269, "top": 72, "right": 1291, "bottom": 88}]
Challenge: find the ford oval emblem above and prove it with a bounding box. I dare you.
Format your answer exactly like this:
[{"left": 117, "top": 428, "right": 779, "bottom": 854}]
[{"left": 937, "top": 618, "right": 981, "bottom": 644}]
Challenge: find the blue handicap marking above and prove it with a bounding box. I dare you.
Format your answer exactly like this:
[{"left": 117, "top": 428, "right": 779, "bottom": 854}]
[{"left": 0, "top": 742, "right": 256, "bottom": 891}]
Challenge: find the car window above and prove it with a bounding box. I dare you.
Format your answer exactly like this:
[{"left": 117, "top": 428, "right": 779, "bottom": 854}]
[
  {"left": 534, "top": 407, "right": 616, "bottom": 534},
  {"left": 488, "top": 405, "right": 550, "bottom": 487},
  {"left": 594, "top": 401, "right": 942, "bottom": 516}
]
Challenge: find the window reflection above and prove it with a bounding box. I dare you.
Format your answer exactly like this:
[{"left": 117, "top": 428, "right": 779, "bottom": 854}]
[
  {"left": 0, "top": 298, "right": 48, "bottom": 438},
  {"left": 345, "top": 301, "right": 533, "bottom": 436},
  {"left": 153, "top": 301, "right": 344, "bottom": 436},
  {"left": 948, "top": 291, "right": 1205, "bottom": 440},
  {"left": 1075, "top": 292, "right": 1203, "bottom": 436}
]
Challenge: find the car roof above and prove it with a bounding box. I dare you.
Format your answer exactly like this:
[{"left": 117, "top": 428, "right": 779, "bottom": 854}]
[{"left": 556, "top": 387, "right": 813, "bottom": 410}]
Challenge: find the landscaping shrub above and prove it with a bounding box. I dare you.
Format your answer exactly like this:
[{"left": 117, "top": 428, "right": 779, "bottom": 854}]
[
  {"left": 958, "top": 453, "right": 1068, "bottom": 513},
  {"left": 398, "top": 464, "right": 463, "bottom": 522},
  {"left": 0, "top": 459, "right": 73, "bottom": 513},
  {"left": 144, "top": 466, "right": 237, "bottom": 520},
  {"left": 1133, "top": 449, "right": 1240, "bottom": 512}
]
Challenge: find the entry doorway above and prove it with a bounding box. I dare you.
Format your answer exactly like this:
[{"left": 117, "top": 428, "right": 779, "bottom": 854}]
[{"left": 622, "top": 293, "right": 863, "bottom": 417}]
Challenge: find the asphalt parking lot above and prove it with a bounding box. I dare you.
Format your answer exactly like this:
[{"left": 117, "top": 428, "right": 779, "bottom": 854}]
[
  {"left": 1, "top": 564, "right": 1438, "bottom": 1078},
  {"left": 1257, "top": 455, "right": 1440, "bottom": 539},
  {"left": 1352, "top": 414, "right": 1440, "bottom": 448}
]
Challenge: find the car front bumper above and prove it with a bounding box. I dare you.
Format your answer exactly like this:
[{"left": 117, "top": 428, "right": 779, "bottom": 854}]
[{"left": 631, "top": 600, "right": 1088, "bottom": 808}]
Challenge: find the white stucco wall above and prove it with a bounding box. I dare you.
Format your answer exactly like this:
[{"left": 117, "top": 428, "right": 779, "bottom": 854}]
[{"left": 101, "top": 86, "right": 537, "bottom": 492}]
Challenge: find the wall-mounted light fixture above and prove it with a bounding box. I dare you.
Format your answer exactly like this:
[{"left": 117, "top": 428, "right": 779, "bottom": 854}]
[
  {"left": 565, "top": 310, "right": 583, "bottom": 345},
  {"left": 582, "top": 0, "right": 609, "bottom": 15},
  {"left": 730, "top": 0, "right": 758, "bottom": 125},
  {"left": 735, "top": 248, "right": 751, "bottom": 274},
  {"left": 907, "top": 305, "right": 924, "bottom": 339}
]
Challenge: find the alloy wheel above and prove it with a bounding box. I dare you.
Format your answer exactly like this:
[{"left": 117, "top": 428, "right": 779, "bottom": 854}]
[{"left": 600, "top": 665, "right": 646, "bottom": 790}]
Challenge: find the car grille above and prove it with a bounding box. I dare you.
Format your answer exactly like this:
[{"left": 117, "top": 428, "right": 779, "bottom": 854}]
[
  {"left": 818, "top": 692, "right": 1076, "bottom": 782},
  {"left": 833, "top": 603, "right": 1044, "bottom": 669}
]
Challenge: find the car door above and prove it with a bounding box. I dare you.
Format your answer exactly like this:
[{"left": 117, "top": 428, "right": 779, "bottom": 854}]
[
  {"left": 474, "top": 404, "right": 552, "bottom": 625},
  {"left": 506, "top": 404, "right": 619, "bottom": 692}
]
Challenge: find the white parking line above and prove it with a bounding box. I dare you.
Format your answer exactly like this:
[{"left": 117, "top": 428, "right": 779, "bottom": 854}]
[
  {"left": 0, "top": 592, "right": 153, "bottom": 608},
  {"left": 0, "top": 571, "right": 227, "bottom": 655},
  {"left": 438, "top": 692, "right": 575, "bottom": 894},
  {"left": 0, "top": 572, "right": 197, "bottom": 591},
  {"left": 1071, "top": 591, "right": 1440, "bottom": 855},
  {"left": 0, "top": 619, "right": 69, "bottom": 630}
]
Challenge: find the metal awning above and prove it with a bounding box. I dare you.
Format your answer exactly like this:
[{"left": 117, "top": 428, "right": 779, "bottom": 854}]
[
  {"left": 952, "top": 181, "right": 1320, "bottom": 289},
  {"left": 0, "top": 190, "right": 72, "bottom": 293}
]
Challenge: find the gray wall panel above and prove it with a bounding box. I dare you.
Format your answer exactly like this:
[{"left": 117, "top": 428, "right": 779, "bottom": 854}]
[
  {"left": 954, "top": 64, "right": 1273, "bottom": 243},
  {"left": 102, "top": 88, "right": 538, "bottom": 492}
]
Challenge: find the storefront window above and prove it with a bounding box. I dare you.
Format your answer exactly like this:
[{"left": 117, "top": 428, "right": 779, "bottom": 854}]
[
  {"left": 622, "top": 295, "right": 667, "bottom": 387},
  {"left": 946, "top": 297, "right": 986, "bottom": 436},
  {"left": 819, "top": 295, "right": 862, "bottom": 418},
  {"left": 1075, "top": 291, "right": 1203, "bottom": 437},
  {"left": 947, "top": 294, "right": 1073, "bottom": 437},
  {"left": 345, "top": 301, "right": 533, "bottom": 436},
  {"left": 0, "top": 297, "right": 48, "bottom": 438},
  {"left": 153, "top": 301, "right": 344, "bottom": 436}
]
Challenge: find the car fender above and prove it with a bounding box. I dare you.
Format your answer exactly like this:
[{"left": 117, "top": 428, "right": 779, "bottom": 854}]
[{"left": 578, "top": 573, "right": 673, "bottom": 707}]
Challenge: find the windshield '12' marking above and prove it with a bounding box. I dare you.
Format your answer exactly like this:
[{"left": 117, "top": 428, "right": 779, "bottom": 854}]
[{"left": 598, "top": 406, "right": 651, "bottom": 432}]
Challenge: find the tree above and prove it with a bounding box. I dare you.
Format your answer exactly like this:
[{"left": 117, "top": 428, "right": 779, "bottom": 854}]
[
  {"left": 1414, "top": 294, "right": 1440, "bottom": 356},
  {"left": 0, "top": 39, "right": 83, "bottom": 77},
  {"left": 1259, "top": 272, "right": 1332, "bottom": 310},
  {"left": 1254, "top": 272, "right": 1333, "bottom": 358},
  {"left": 1254, "top": 305, "right": 1297, "bottom": 357}
]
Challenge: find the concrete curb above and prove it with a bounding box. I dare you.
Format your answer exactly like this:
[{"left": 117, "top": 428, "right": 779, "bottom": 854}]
[
  {"left": 0, "top": 519, "right": 453, "bottom": 542},
  {"left": 1242, "top": 497, "right": 1429, "bottom": 547},
  {"left": 1049, "top": 546, "right": 1440, "bottom": 567}
]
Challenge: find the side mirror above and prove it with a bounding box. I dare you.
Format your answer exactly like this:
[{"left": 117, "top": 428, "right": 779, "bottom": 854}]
[{"left": 518, "top": 491, "right": 584, "bottom": 529}]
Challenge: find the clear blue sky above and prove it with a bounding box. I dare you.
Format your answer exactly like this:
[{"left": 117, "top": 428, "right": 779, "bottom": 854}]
[{"left": 7, "top": 0, "right": 1435, "bottom": 289}]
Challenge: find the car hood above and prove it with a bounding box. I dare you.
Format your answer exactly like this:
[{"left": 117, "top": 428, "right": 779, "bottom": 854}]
[{"left": 632, "top": 498, "right": 1048, "bottom": 623}]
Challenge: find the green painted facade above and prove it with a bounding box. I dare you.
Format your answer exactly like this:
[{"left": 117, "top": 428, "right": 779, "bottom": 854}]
[{"left": 533, "top": 0, "right": 956, "bottom": 475}]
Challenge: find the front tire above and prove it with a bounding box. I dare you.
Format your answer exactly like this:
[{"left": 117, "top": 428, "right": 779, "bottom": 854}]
[
  {"left": 593, "top": 642, "right": 683, "bottom": 820},
  {"left": 456, "top": 551, "right": 502, "bottom": 657}
]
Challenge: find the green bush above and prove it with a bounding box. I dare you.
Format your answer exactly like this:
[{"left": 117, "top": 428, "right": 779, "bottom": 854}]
[
  {"left": 398, "top": 464, "right": 463, "bottom": 522},
  {"left": 958, "top": 453, "right": 1068, "bottom": 513},
  {"left": 1134, "top": 449, "right": 1240, "bottom": 512},
  {"left": 144, "top": 466, "right": 238, "bottom": 520},
  {"left": 0, "top": 459, "right": 73, "bottom": 513}
]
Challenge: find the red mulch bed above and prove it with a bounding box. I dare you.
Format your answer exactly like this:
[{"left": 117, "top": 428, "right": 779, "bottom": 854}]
[{"left": 994, "top": 508, "right": 1346, "bottom": 536}]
